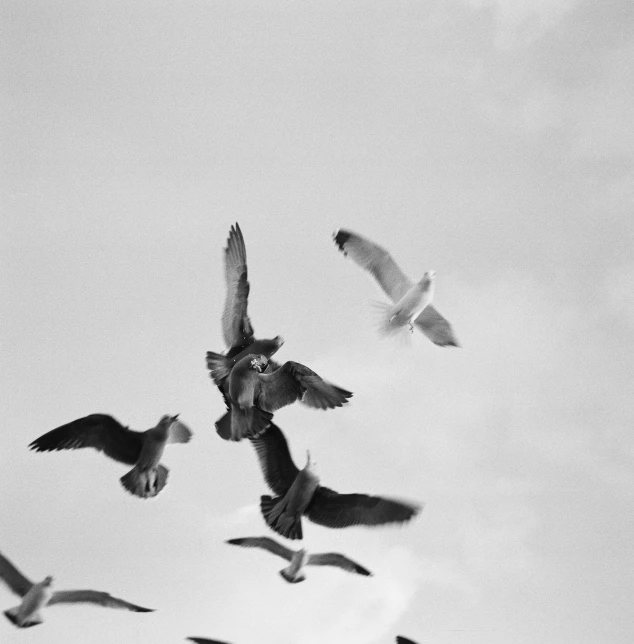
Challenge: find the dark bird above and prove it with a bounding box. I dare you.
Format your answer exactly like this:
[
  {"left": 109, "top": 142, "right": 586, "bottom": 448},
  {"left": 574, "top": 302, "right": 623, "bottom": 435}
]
[
  {"left": 211, "top": 354, "right": 352, "bottom": 442},
  {"left": 227, "top": 536, "right": 372, "bottom": 583},
  {"left": 333, "top": 228, "right": 459, "bottom": 346},
  {"left": 0, "top": 551, "right": 153, "bottom": 628},
  {"left": 396, "top": 638, "right": 419, "bottom": 644},
  {"left": 29, "top": 413, "right": 192, "bottom": 498},
  {"left": 251, "top": 423, "right": 422, "bottom": 540},
  {"left": 187, "top": 639, "right": 231, "bottom": 644}
]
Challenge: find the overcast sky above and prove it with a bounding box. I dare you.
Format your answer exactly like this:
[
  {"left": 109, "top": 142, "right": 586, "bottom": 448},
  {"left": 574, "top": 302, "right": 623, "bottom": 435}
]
[{"left": 2, "top": 1, "right": 633, "bottom": 643}]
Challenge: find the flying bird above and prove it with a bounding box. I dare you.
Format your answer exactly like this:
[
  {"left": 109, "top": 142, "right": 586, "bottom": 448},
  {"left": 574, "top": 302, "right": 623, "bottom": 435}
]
[
  {"left": 211, "top": 354, "right": 352, "bottom": 442},
  {"left": 187, "top": 639, "right": 231, "bottom": 644},
  {"left": 396, "top": 638, "right": 419, "bottom": 644},
  {"left": 251, "top": 423, "right": 421, "bottom": 540},
  {"left": 333, "top": 228, "right": 459, "bottom": 346},
  {"left": 0, "top": 551, "right": 153, "bottom": 628},
  {"left": 226, "top": 536, "right": 372, "bottom": 583},
  {"left": 29, "top": 413, "right": 192, "bottom": 498}
]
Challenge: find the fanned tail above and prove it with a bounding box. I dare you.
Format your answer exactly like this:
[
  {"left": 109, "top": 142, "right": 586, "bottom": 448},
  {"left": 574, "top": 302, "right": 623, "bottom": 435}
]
[
  {"left": 206, "top": 351, "right": 232, "bottom": 386},
  {"left": 279, "top": 568, "right": 306, "bottom": 584},
  {"left": 219, "top": 406, "right": 272, "bottom": 442},
  {"left": 4, "top": 607, "right": 43, "bottom": 628},
  {"left": 370, "top": 300, "right": 412, "bottom": 345},
  {"left": 120, "top": 464, "right": 169, "bottom": 498},
  {"left": 260, "top": 495, "right": 303, "bottom": 540}
]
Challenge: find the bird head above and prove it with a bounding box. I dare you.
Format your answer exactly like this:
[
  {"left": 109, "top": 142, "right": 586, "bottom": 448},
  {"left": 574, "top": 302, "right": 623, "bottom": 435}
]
[
  {"left": 158, "top": 414, "right": 179, "bottom": 426},
  {"left": 250, "top": 355, "right": 269, "bottom": 373},
  {"left": 304, "top": 450, "right": 316, "bottom": 471},
  {"left": 43, "top": 576, "right": 54, "bottom": 586}
]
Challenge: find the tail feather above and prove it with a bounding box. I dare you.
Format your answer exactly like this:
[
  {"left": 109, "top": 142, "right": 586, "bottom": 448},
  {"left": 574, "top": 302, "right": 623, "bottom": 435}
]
[
  {"left": 279, "top": 569, "right": 305, "bottom": 584},
  {"left": 215, "top": 411, "right": 233, "bottom": 441},
  {"left": 370, "top": 300, "right": 413, "bottom": 344},
  {"left": 4, "top": 607, "right": 43, "bottom": 628},
  {"left": 120, "top": 464, "right": 169, "bottom": 498},
  {"left": 229, "top": 406, "right": 272, "bottom": 441},
  {"left": 260, "top": 495, "right": 303, "bottom": 540},
  {"left": 206, "top": 351, "right": 232, "bottom": 386}
]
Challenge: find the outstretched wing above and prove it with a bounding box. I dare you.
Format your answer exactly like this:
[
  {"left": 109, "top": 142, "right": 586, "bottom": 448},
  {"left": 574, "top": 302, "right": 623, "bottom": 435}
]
[
  {"left": 396, "top": 637, "right": 419, "bottom": 644},
  {"left": 249, "top": 423, "right": 299, "bottom": 495},
  {"left": 28, "top": 414, "right": 144, "bottom": 465},
  {"left": 222, "top": 223, "right": 254, "bottom": 349},
  {"left": 307, "top": 552, "right": 372, "bottom": 576},
  {"left": 48, "top": 590, "right": 154, "bottom": 612},
  {"left": 413, "top": 305, "right": 460, "bottom": 347},
  {"left": 0, "top": 551, "right": 33, "bottom": 597},
  {"left": 333, "top": 229, "right": 412, "bottom": 302},
  {"left": 187, "top": 638, "right": 232, "bottom": 644},
  {"left": 306, "top": 487, "right": 422, "bottom": 529},
  {"left": 226, "top": 536, "right": 294, "bottom": 562},
  {"left": 256, "top": 361, "right": 352, "bottom": 412}
]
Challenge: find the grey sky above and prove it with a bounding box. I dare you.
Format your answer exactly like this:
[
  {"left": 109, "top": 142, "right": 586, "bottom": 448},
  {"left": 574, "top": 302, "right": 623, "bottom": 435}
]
[{"left": 2, "top": 1, "right": 633, "bottom": 643}]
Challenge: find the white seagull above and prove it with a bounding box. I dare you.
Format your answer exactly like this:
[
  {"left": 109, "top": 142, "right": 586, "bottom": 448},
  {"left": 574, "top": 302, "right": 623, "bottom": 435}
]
[
  {"left": 226, "top": 536, "right": 372, "bottom": 583},
  {"left": 29, "top": 413, "right": 192, "bottom": 498},
  {"left": 0, "top": 551, "right": 153, "bottom": 628},
  {"left": 333, "top": 228, "right": 459, "bottom": 346}
]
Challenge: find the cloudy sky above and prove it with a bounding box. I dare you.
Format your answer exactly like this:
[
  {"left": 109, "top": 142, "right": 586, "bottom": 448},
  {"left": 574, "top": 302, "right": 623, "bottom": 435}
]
[{"left": 2, "top": 1, "right": 633, "bottom": 643}]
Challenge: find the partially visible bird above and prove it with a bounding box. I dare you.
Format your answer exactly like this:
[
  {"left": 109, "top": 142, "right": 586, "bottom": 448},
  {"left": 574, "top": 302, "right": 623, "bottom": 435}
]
[
  {"left": 226, "top": 536, "right": 372, "bottom": 583},
  {"left": 211, "top": 354, "right": 352, "bottom": 442},
  {"left": 208, "top": 222, "right": 285, "bottom": 391},
  {"left": 333, "top": 228, "right": 459, "bottom": 346},
  {"left": 29, "top": 413, "right": 192, "bottom": 498},
  {"left": 187, "top": 639, "right": 231, "bottom": 644},
  {"left": 0, "top": 551, "right": 153, "bottom": 628},
  {"left": 251, "top": 423, "right": 422, "bottom": 540},
  {"left": 396, "top": 638, "right": 419, "bottom": 644}
]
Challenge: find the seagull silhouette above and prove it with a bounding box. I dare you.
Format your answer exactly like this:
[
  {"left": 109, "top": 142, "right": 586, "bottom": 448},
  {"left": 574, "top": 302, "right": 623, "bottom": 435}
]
[
  {"left": 212, "top": 354, "right": 352, "bottom": 442},
  {"left": 333, "top": 228, "right": 459, "bottom": 346},
  {"left": 0, "top": 551, "right": 153, "bottom": 628},
  {"left": 251, "top": 423, "right": 422, "bottom": 540},
  {"left": 29, "top": 413, "right": 192, "bottom": 498},
  {"left": 227, "top": 536, "right": 372, "bottom": 583}
]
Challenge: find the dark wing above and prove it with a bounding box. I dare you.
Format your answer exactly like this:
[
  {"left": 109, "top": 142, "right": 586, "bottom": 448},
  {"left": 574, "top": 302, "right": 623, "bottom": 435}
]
[
  {"left": 187, "top": 639, "right": 232, "bottom": 644},
  {"left": 413, "top": 305, "right": 460, "bottom": 347},
  {"left": 396, "top": 638, "right": 419, "bottom": 644},
  {"left": 206, "top": 351, "right": 233, "bottom": 389},
  {"left": 306, "top": 487, "right": 422, "bottom": 529},
  {"left": 256, "top": 362, "right": 352, "bottom": 412},
  {"left": 249, "top": 423, "right": 299, "bottom": 495},
  {"left": 222, "top": 223, "right": 254, "bottom": 349},
  {"left": 307, "top": 553, "right": 372, "bottom": 576},
  {"left": 226, "top": 537, "right": 294, "bottom": 562},
  {"left": 0, "top": 551, "right": 33, "bottom": 597},
  {"left": 333, "top": 229, "right": 412, "bottom": 302},
  {"left": 28, "top": 414, "right": 144, "bottom": 465},
  {"left": 48, "top": 590, "right": 153, "bottom": 611}
]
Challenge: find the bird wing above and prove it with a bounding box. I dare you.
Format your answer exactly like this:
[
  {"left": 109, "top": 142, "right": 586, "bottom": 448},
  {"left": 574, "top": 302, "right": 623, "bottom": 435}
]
[
  {"left": 48, "top": 590, "right": 154, "bottom": 611},
  {"left": 167, "top": 419, "right": 193, "bottom": 444},
  {"left": 413, "top": 305, "right": 460, "bottom": 347},
  {"left": 0, "top": 552, "right": 33, "bottom": 597},
  {"left": 333, "top": 229, "right": 413, "bottom": 302},
  {"left": 187, "top": 638, "right": 232, "bottom": 644},
  {"left": 257, "top": 362, "right": 352, "bottom": 412},
  {"left": 249, "top": 423, "right": 299, "bottom": 495},
  {"left": 206, "top": 351, "right": 233, "bottom": 388},
  {"left": 226, "top": 537, "right": 294, "bottom": 562},
  {"left": 222, "top": 223, "right": 254, "bottom": 349},
  {"left": 307, "top": 552, "right": 372, "bottom": 576},
  {"left": 396, "top": 638, "right": 419, "bottom": 644},
  {"left": 28, "top": 414, "right": 144, "bottom": 465},
  {"left": 306, "top": 487, "right": 422, "bottom": 529}
]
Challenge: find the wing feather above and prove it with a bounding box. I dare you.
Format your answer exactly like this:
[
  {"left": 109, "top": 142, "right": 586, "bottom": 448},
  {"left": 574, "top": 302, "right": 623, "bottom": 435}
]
[
  {"left": 249, "top": 423, "right": 299, "bottom": 495},
  {"left": 413, "top": 305, "right": 460, "bottom": 347},
  {"left": 333, "top": 229, "right": 412, "bottom": 301},
  {"left": 226, "top": 537, "right": 294, "bottom": 562},
  {"left": 222, "top": 223, "right": 254, "bottom": 349},
  {"left": 306, "top": 487, "right": 422, "bottom": 529},
  {"left": 48, "top": 590, "right": 153, "bottom": 612},
  {"left": 187, "top": 638, "right": 232, "bottom": 644},
  {"left": 0, "top": 552, "right": 33, "bottom": 597},
  {"left": 307, "top": 552, "right": 372, "bottom": 576},
  {"left": 28, "top": 414, "right": 144, "bottom": 465}
]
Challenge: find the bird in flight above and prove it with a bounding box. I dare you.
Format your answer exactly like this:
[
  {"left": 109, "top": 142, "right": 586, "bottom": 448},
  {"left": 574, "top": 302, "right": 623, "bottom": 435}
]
[
  {"left": 226, "top": 536, "right": 372, "bottom": 583},
  {"left": 251, "top": 423, "right": 422, "bottom": 540},
  {"left": 210, "top": 354, "right": 352, "bottom": 441},
  {"left": 333, "top": 228, "right": 459, "bottom": 346},
  {"left": 396, "top": 638, "right": 419, "bottom": 644},
  {"left": 0, "top": 550, "right": 153, "bottom": 628},
  {"left": 187, "top": 639, "right": 231, "bottom": 644},
  {"left": 29, "top": 413, "right": 192, "bottom": 498}
]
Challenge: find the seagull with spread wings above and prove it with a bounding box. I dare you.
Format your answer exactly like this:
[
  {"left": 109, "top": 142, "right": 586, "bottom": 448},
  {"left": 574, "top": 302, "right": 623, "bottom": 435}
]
[
  {"left": 251, "top": 423, "right": 421, "bottom": 540},
  {"left": 212, "top": 354, "right": 352, "bottom": 442},
  {"left": 0, "top": 551, "right": 153, "bottom": 628},
  {"left": 333, "top": 228, "right": 459, "bottom": 346},
  {"left": 29, "top": 413, "right": 192, "bottom": 498},
  {"left": 226, "top": 536, "right": 372, "bottom": 583}
]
